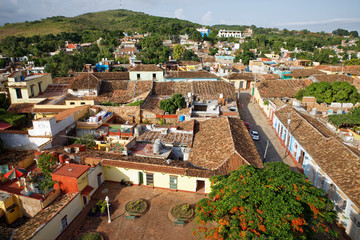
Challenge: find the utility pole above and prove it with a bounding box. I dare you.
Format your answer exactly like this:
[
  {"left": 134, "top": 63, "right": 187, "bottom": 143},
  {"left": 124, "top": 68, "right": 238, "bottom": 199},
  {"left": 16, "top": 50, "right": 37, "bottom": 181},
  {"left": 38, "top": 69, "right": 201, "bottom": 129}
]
[
  {"left": 284, "top": 113, "right": 291, "bottom": 158},
  {"left": 263, "top": 140, "right": 269, "bottom": 163}
]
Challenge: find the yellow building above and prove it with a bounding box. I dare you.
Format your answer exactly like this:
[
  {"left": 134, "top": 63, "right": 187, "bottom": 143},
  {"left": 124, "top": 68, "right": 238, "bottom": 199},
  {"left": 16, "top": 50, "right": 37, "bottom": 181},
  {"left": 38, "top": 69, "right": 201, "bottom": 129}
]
[
  {"left": 101, "top": 159, "right": 212, "bottom": 193},
  {"left": 7, "top": 71, "right": 53, "bottom": 104},
  {"left": 0, "top": 191, "right": 23, "bottom": 225}
]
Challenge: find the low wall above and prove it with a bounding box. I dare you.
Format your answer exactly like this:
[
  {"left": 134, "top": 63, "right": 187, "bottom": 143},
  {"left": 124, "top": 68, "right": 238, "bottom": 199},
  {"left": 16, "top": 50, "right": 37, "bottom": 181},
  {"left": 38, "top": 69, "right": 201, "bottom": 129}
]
[
  {"left": 96, "top": 105, "right": 140, "bottom": 123},
  {"left": 18, "top": 195, "right": 42, "bottom": 217},
  {"left": 41, "top": 189, "right": 61, "bottom": 209},
  {"left": 0, "top": 132, "right": 51, "bottom": 150}
]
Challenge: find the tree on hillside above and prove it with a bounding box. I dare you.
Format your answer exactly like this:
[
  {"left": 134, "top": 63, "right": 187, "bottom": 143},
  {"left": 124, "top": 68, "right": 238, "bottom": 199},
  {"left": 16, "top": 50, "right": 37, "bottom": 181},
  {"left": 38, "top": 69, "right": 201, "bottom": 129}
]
[
  {"left": 194, "top": 162, "right": 338, "bottom": 240},
  {"left": 172, "top": 44, "right": 184, "bottom": 60},
  {"left": 332, "top": 28, "right": 349, "bottom": 36},
  {"left": 349, "top": 31, "right": 359, "bottom": 37},
  {"left": 75, "top": 133, "right": 96, "bottom": 149}
]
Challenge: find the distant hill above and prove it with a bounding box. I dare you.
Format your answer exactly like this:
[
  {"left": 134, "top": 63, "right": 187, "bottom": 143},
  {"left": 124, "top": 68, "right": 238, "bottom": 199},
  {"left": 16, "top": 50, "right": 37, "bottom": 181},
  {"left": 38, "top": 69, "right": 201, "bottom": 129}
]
[{"left": 0, "top": 9, "right": 201, "bottom": 40}]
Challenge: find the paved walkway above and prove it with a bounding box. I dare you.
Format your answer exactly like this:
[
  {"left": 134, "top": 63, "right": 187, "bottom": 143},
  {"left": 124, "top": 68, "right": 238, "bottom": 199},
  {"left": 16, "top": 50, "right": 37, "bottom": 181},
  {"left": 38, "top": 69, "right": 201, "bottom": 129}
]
[
  {"left": 237, "top": 91, "right": 299, "bottom": 170},
  {"left": 57, "top": 182, "right": 205, "bottom": 240}
]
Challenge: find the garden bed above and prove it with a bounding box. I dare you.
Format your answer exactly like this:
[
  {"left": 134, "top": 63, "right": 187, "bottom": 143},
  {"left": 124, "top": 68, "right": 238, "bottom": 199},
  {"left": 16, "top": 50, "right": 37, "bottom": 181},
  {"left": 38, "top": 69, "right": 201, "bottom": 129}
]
[
  {"left": 77, "top": 232, "right": 103, "bottom": 240},
  {"left": 125, "top": 199, "right": 148, "bottom": 215},
  {"left": 168, "top": 203, "right": 194, "bottom": 222}
]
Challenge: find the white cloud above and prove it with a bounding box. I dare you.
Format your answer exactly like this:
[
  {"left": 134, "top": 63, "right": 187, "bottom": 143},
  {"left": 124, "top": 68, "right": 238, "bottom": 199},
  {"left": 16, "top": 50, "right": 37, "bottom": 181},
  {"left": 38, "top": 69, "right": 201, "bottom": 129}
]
[
  {"left": 174, "top": 8, "right": 185, "bottom": 19},
  {"left": 201, "top": 11, "right": 212, "bottom": 25},
  {"left": 276, "top": 18, "right": 360, "bottom": 27}
]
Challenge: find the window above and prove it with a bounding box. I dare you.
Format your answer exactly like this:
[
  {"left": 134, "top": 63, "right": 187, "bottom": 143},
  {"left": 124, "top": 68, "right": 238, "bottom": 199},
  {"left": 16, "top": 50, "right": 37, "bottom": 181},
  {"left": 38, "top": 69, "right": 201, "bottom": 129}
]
[
  {"left": 30, "top": 85, "right": 35, "bottom": 97},
  {"left": 152, "top": 73, "right": 156, "bottom": 80},
  {"left": 61, "top": 215, "right": 68, "bottom": 230},
  {"left": 81, "top": 102, "right": 85, "bottom": 105},
  {"left": 146, "top": 173, "right": 154, "bottom": 186},
  {"left": 15, "top": 88, "right": 22, "bottom": 99},
  {"left": 38, "top": 82, "right": 42, "bottom": 93},
  {"left": 316, "top": 173, "right": 325, "bottom": 190},
  {"left": 70, "top": 102, "right": 75, "bottom": 105},
  {"left": 350, "top": 208, "right": 360, "bottom": 227},
  {"left": 335, "top": 191, "right": 347, "bottom": 213},
  {"left": 137, "top": 74, "right": 141, "bottom": 80},
  {"left": 327, "top": 183, "right": 336, "bottom": 201},
  {"left": 169, "top": 176, "right": 177, "bottom": 190}
]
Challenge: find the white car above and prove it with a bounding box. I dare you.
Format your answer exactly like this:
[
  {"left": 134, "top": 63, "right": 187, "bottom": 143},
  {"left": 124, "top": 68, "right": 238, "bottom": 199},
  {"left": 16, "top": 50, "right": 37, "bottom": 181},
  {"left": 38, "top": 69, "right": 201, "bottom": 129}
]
[{"left": 250, "top": 131, "right": 259, "bottom": 141}]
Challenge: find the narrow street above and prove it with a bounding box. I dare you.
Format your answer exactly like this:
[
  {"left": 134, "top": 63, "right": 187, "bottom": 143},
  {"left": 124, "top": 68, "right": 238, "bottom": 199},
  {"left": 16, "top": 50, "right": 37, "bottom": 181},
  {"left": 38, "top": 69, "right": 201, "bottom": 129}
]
[{"left": 237, "top": 91, "right": 298, "bottom": 170}]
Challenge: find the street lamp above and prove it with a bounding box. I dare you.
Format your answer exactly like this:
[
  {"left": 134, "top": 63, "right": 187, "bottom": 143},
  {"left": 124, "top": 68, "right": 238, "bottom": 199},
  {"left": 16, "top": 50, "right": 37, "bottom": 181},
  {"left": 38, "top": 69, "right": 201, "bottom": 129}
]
[{"left": 105, "top": 196, "right": 111, "bottom": 223}]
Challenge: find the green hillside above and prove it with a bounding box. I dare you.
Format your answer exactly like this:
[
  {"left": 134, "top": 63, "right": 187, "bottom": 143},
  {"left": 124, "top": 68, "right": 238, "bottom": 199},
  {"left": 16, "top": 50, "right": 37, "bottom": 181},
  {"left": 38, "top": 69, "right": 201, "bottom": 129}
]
[{"left": 0, "top": 9, "right": 201, "bottom": 40}]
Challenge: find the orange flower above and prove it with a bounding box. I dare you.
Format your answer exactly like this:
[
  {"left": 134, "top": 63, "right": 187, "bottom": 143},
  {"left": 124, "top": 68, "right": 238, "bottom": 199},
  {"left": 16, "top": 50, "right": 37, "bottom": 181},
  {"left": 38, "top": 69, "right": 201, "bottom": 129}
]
[
  {"left": 259, "top": 225, "right": 266, "bottom": 232},
  {"left": 257, "top": 209, "right": 263, "bottom": 214},
  {"left": 240, "top": 206, "right": 244, "bottom": 212},
  {"left": 214, "top": 194, "right": 220, "bottom": 200},
  {"left": 214, "top": 232, "right": 220, "bottom": 239},
  {"left": 324, "top": 227, "right": 328, "bottom": 232}
]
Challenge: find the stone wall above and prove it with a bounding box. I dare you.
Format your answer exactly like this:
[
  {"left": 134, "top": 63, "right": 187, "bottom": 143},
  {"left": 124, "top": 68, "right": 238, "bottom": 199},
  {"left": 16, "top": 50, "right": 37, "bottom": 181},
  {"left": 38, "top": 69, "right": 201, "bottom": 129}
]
[{"left": 96, "top": 105, "right": 140, "bottom": 123}]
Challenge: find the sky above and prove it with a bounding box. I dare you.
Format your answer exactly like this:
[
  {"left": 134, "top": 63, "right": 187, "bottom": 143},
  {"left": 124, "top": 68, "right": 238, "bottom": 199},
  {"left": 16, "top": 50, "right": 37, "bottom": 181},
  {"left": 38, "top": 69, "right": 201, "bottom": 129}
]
[{"left": 1, "top": 0, "right": 360, "bottom": 33}]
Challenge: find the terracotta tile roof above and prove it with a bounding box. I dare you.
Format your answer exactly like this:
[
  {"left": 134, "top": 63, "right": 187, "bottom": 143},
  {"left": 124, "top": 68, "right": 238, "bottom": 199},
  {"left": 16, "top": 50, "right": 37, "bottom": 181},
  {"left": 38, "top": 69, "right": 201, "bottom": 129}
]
[
  {"left": 315, "top": 65, "right": 360, "bottom": 74},
  {"left": 52, "top": 77, "right": 74, "bottom": 85},
  {"left": 227, "top": 73, "right": 254, "bottom": 80},
  {"left": 7, "top": 103, "right": 35, "bottom": 114},
  {"left": 166, "top": 71, "right": 218, "bottom": 79},
  {"left": 188, "top": 117, "right": 263, "bottom": 170},
  {"left": 51, "top": 163, "right": 90, "bottom": 179},
  {"left": 32, "top": 108, "right": 71, "bottom": 114},
  {"left": 312, "top": 74, "right": 354, "bottom": 84},
  {"left": 179, "top": 119, "right": 195, "bottom": 131},
  {"left": 68, "top": 73, "right": 99, "bottom": 90},
  {"left": 101, "top": 159, "right": 214, "bottom": 178},
  {"left": 257, "top": 79, "right": 311, "bottom": 98},
  {"left": 178, "top": 61, "right": 201, "bottom": 66},
  {"left": 13, "top": 193, "right": 78, "bottom": 240},
  {"left": 255, "top": 73, "right": 280, "bottom": 81},
  {"left": 152, "top": 81, "right": 235, "bottom": 100},
  {"left": 131, "top": 64, "right": 163, "bottom": 72},
  {"left": 80, "top": 185, "right": 94, "bottom": 196},
  {"left": 92, "top": 72, "right": 130, "bottom": 80},
  {"left": 276, "top": 106, "right": 360, "bottom": 208},
  {"left": 141, "top": 97, "right": 164, "bottom": 115},
  {"left": 54, "top": 105, "right": 88, "bottom": 122},
  {"left": 291, "top": 68, "right": 326, "bottom": 78},
  {"left": 0, "top": 150, "right": 34, "bottom": 165},
  {"left": 137, "top": 128, "right": 193, "bottom": 146}
]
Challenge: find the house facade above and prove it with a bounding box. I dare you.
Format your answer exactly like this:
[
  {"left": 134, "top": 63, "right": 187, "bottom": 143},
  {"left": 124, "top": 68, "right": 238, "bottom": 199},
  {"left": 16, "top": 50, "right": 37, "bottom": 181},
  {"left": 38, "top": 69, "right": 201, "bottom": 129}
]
[
  {"left": 130, "top": 64, "right": 164, "bottom": 81},
  {"left": 7, "top": 71, "right": 52, "bottom": 104},
  {"left": 272, "top": 105, "right": 360, "bottom": 240}
]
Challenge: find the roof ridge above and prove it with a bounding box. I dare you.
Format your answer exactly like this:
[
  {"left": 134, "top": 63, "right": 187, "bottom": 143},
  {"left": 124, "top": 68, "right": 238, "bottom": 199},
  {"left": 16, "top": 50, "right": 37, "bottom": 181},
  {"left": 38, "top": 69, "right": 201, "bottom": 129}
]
[
  {"left": 226, "top": 117, "right": 237, "bottom": 154},
  {"left": 290, "top": 107, "right": 329, "bottom": 139}
]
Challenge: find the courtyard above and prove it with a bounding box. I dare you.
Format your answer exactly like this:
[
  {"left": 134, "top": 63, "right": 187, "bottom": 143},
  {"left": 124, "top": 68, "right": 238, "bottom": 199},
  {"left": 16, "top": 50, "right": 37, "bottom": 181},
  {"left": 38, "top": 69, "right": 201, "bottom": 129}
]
[{"left": 58, "top": 181, "right": 206, "bottom": 240}]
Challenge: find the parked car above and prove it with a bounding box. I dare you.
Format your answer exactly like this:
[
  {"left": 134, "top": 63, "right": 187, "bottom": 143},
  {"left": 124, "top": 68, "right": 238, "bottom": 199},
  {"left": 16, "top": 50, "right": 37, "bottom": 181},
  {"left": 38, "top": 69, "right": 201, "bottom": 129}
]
[
  {"left": 250, "top": 130, "right": 259, "bottom": 140},
  {"left": 244, "top": 122, "right": 250, "bottom": 130}
]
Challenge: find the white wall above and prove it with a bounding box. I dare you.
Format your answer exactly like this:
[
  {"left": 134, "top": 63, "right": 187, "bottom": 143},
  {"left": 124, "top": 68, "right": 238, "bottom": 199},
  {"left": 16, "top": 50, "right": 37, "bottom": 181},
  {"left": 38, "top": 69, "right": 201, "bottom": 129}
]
[
  {"left": 32, "top": 194, "right": 82, "bottom": 240},
  {"left": 87, "top": 165, "right": 104, "bottom": 196},
  {"left": 0, "top": 133, "right": 51, "bottom": 150},
  {"left": 130, "top": 71, "right": 164, "bottom": 81}
]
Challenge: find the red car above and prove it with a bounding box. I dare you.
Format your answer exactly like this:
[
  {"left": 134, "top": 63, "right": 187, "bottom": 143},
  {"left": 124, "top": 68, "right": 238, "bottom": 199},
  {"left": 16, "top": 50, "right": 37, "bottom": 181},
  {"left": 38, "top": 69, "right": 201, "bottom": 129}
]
[{"left": 244, "top": 122, "right": 250, "bottom": 130}]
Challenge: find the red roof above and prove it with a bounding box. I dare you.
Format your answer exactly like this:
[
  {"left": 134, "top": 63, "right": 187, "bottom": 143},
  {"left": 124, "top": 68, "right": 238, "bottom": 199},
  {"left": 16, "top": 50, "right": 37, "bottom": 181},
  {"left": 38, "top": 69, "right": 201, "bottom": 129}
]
[
  {"left": 67, "top": 43, "right": 78, "bottom": 49},
  {"left": 52, "top": 163, "right": 90, "bottom": 179},
  {"left": 0, "top": 122, "right": 11, "bottom": 130},
  {"left": 80, "top": 185, "right": 94, "bottom": 196}
]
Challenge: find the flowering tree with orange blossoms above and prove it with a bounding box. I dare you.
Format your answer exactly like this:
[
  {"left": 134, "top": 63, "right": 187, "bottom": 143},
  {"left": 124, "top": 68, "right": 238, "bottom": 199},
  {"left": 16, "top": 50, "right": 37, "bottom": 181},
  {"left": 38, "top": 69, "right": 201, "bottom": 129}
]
[{"left": 194, "top": 162, "right": 338, "bottom": 240}]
